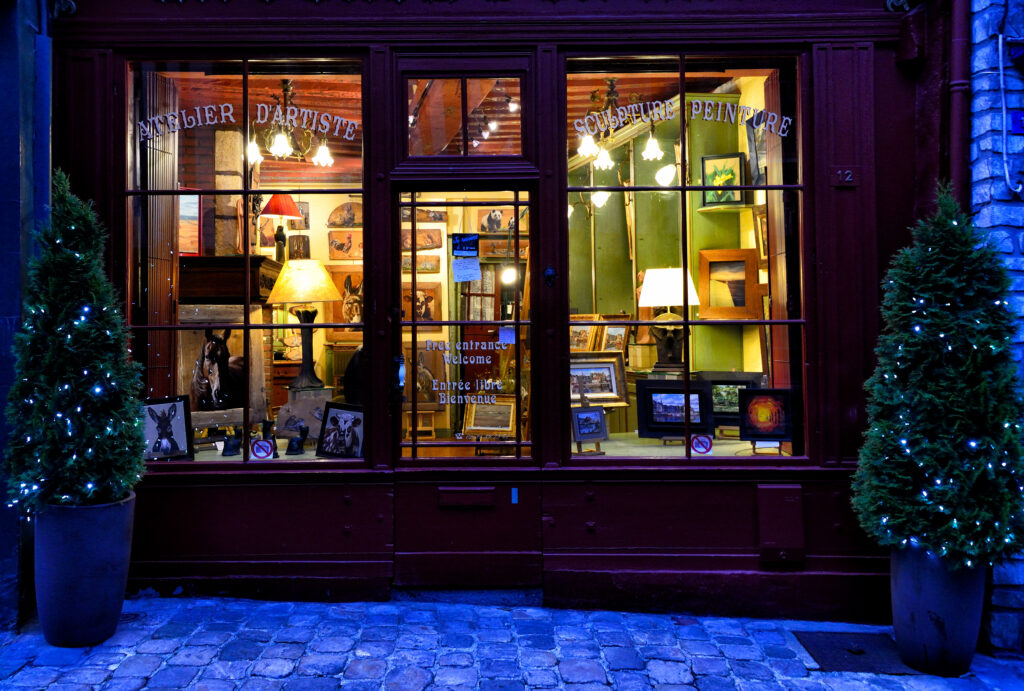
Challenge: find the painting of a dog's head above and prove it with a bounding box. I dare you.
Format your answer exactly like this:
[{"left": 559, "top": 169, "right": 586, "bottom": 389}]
[{"left": 327, "top": 268, "right": 365, "bottom": 341}]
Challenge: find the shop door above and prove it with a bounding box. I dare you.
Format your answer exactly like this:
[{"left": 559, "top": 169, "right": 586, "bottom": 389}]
[{"left": 393, "top": 190, "right": 540, "bottom": 586}]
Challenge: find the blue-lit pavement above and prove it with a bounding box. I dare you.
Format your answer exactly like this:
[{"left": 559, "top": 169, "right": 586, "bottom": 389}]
[{"left": 0, "top": 596, "right": 1022, "bottom": 689}]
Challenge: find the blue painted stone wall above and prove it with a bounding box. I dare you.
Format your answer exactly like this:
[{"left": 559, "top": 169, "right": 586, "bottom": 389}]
[
  {"left": 0, "top": 0, "right": 47, "bottom": 635},
  {"left": 973, "top": 0, "right": 1024, "bottom": 653}
]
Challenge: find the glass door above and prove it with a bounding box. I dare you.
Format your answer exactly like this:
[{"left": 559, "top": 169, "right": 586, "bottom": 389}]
[{"left": 398, "top": 190, "right": 532, "bottom": 463}]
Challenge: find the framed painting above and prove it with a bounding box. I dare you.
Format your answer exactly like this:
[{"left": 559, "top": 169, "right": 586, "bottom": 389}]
[
  {"left": 288, "top": 201, "right": 310, "bottom": 231},
  {"left": 597, "top": 324, "right": 630, "bottom": 354},
  {"left": 569, "top": 314, "right": 602, "bottom": 352},
  {"left": 738, "top": 388, "right": 793, "bottom": 441},
  {"left": 316, "top": 402, "right": 364, "bottom": 458},
  {"left": 694, "top": 371, "right": 762, "bottom": 428},
  {"left": 325, "top": 266, "right": 364, "bottom": 342},
  {"left": 698, "top": 248, "right": 761, "bottom": 319},
  {"left": 400, "top": 224, "right": 444, "bottom": 251},
  {"left": 178, "top": 192, "right": 201, "bottom": 256},
  {"left": 326, "top": 201, "right": 362, "bottom": 228},
  {"left": 472, "top": 206, "right": 528, "bottom": 234},
  {"left": 401, "top": 206, "right": 448, "bottom": 223},
  {"left": 701, "top": 152, "right": 746, "bottom": 206},
  {"left": 463, "top": 394, "right": 517, "bottom": 437},
  {"left": 569, "top": 351, "right": 629, "bottom": 408},
  {"left": 401, "top": 254, "right": 442, "bottom": 274},
  {"left": 143, "top": 396, "right": 193, "bottom": 461},
  {"left": 636, "top": 378, "right": 714, "bottom": 437},
  {"left": 328, "top": 229, "right": 364, "bottom": 260},
  {"left": 752, "top": 204, "right": 768, "bottom": 268},
  {"left": 401, "top": 281, "right": 442, "bottom": 332},
  {"left": 258, "top": 216, "right": 276, "bottom": 249},
  {"left": 479, "top": 237, "right": 529, "bottom": 259},
  {"left": 571, "top": 406, "right": 609, "bottom": 443},
  {"left": 404, "top": 346, "right": 444, "bottom": 411}
]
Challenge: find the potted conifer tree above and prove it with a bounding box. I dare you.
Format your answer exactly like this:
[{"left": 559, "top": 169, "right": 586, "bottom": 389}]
[
  {"left": 4, "top": 171, "right": 145, "bottom": 647},
  {"left": 852, "top": 186, "right": 1024, "bottom": 675}
]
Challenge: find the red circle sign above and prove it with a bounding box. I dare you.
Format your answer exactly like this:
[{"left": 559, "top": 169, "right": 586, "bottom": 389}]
[
  {"left": 690, "top": 434, "right": 713, "bottom": 455},
  {"left": 251, "top": 439, "right": 275, "bottom": 459}
]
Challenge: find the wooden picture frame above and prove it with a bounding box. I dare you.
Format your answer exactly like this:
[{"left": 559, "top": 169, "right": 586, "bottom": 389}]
[
  {"left": 569, "top": 314, "right": 602, "bottom": 352},
  {"left": 327, "top": 201, "right": 362, "bottom": 228},
  {"left": 569, "top": 351, "right": 629, "bottom": 408},
  {"left": 401, "top": 206, "right": 447, "bottom": 223},
  {"left": 325, "top": 266, "right": 365, "bottom": 342},
  {"left": 463, "top": 394, "right": 517, "bottom": 437},
  {"left": 698, "top": 249, "right": 760, "bottom": 319},
  {"left": 401, "top": 224, "right": 444, "bottom": 251},
  {"left": 472, "top": 206, "right": 528, "bottom": 234},
  {"left": 752, "top": 204, "right": 769, "bottom": 268},
  {"left": 479, "top": 236, "right": 529, "bottom": 259},
  {"left": 636, "top": 379, "right": 714, "bottom": 437},
  {"left": 178, "top": 191, "right": 201, "bottom": 256},
  {"left": 401, "top": 254, "right": 442, "bottom": 274},
  {"left": 571, "top": 406, "right": 609, "bottom": 443},
  {"left": 701, "top": 152, "right": 746, "bottom": 206},
  {"left": 143, "top": 396, "right": 193, "bottom": 461},
  {"left": 316, "top": 402, "right": 364, "bottom": 458},
  {"left": 288, "top": 201, "right": 310, "bottom": 231},
  {"left": 258, "top": 216, "right": 276, "bottom": 249},
  {"left": 597, "top": 324, "right": 631, "bottom": 354},
  {"left": 738, "top": 388, "right": 792, "bottom": 441},
  {"left": 328, "top": 229, "right": 364, "bottom": 259},
  {"left": 402, "top": 281, "right": 442, "bottom": 332}
]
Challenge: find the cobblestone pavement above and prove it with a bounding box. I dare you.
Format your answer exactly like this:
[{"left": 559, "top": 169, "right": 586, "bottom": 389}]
[{"left": 1, "top": 597, "right": 1022, "bottom": 690}]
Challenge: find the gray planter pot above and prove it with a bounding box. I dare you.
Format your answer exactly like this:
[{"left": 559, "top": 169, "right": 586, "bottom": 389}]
[
  {"left": 891, "top": 544, "right": 985, "bottom": 676},
  {"left": 34, "top": 492, "right": 135, "bottom": 647}
]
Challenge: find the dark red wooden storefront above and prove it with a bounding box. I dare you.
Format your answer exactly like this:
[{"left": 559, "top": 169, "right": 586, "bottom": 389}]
[{"left": 49, "top": 0, "right": 959, "bottom": 621}]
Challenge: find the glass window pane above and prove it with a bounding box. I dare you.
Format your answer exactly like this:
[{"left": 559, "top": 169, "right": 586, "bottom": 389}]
[
  {"left": 408, "top": 78, "right": 463, "bottom": 156},
  {"left": 248, "top": 66, "right": 363, "bottom": 189},
  {"left": 467, "top": 78, "right": 522, "bottom": 156},
  {"left": 128, "top": 62, "right": 243, "bottom": 191}
]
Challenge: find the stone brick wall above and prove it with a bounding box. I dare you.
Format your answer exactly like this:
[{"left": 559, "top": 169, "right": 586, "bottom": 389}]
[{"left": 972, "top": 0, "right": 1024, "bottom": 654}]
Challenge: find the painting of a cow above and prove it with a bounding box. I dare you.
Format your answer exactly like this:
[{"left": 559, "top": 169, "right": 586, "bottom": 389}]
[{"left": 316, "top": 403, "right": 364, "bottom": 458}]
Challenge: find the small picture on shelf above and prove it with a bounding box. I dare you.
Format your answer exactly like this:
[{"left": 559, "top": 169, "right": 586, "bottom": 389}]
[
  {"left": 636, "top": 379, "right": 713, "bottom": 437},
  {"left": 571, "top": 407, "right": 609, "bottom": 443},
  {"left": 698, "top": 249, "right": 760, "bottom": 319},
  {"left": 695, "top": 371, "right": 762, "bottom": 427},
  {"left": 328, "top": 230, "right": 363, "bottom": 259},
  {"left": 701, "top": 153, "right": 746, "bottom": 206},
  {"left": 401, "top": 255, "right": 442, "bottom": 274},
  {"left": 401, "top": 226, "right": 443, "bottom": 251},
  {"left": 317, "top": 402, "right": 364, "bottom": 458},
  {"left": 473, "top": 207, "right": 528, "bottom": 234},
  {"left": 288, "top": 201, "right": 310, "bottom": 231},
  {"left": 463, "top": 395, "right": 517, "bottom": 437},
  {"left": 143, "top": 396, "right": 193, "bottom": 461}
]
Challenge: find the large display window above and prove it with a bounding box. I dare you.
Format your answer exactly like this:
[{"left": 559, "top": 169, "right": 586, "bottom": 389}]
[
  {"left": 127, "top": 60, "right": 366, "bottom": 462},
  {"left": 566, "top": 57, "right": 802, "bottom": 460}
]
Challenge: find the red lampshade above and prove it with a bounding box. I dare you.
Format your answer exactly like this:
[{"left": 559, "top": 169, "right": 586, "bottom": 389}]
[{"left": 261, "top": 193, "right": 302, "bottom": 220}]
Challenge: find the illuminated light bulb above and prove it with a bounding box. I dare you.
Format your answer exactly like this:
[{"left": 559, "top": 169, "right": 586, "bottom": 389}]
[
  {"left": 269, "top": 132, "right": 293, "bottom": 158},
  {"left": 501, "top": 266, "right": 518, "bottom": 285},
  {"left": 591, "top": 190, "right": 611, "bottom": 208},
  {"left": 482, "top": 129, "right": 490, "bottom": 140},
  {"left": 593, "top": 147, "right": 614, "bottom": 171},
  {"left": 641, "top": 133, "right": 664, "bottom": 161},
  {"left": 488, "top": 119, "right": 498, "bottom": 132},
  {"left": 408, "top": 114, "right": 415, "bottom": 125},
  {"left": 568, "top": 204, "right": 574, "bottom": 218},
  {"left": 311, "top": 142, "right": 334, "bottom": 167},
  {"left": 472, "top": 139, "right": 480, "bottom": 148},
  {"left": 655, "top": 164, "right": 676, "bottom": 187},
  {"left": 577, "top": 134, "right": 599, "bottom": 158},
  {"left": 245, "top": 138, "right": 264, "bottom": 164},
  {"left": 508, "top": 99, "right": 519, "bottom": 113}
]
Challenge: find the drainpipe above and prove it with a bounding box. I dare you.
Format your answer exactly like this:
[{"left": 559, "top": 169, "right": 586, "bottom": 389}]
[{"left": 950, "top": 0, "right": 970, "bottom": 206}]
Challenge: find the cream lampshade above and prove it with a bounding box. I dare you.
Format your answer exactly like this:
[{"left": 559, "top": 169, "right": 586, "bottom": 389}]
[
  {"left": 638, "top": 267, "right": 700, "bottom": 371},
  {"left": 268, "top": 259, "right": 343, "bottom": 390}
]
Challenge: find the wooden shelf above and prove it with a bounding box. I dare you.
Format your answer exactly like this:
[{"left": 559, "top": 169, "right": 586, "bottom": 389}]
[{"left": 696, "top": 203, "right": 753, "bottom": 214}]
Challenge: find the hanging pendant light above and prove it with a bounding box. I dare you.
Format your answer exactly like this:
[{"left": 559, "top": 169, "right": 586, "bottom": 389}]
[
  {"left": 655, "top": 164, "right": 677, "bottom": 187},
  {"left": 593, "top": 146, "right": 614, "bottom": 171},
  {"left": 269, "top": 130, "right": 293, "bottom": 158},
  {"left": 311, "top": 140, "right": 334, "bottom": 167},
  {"left": 577, "top": 134, "right": 599, "bottom": 158},
  {"left": 642, "top": 132, "right": 664, "bottom": 161},
  {"left": 245, "top": 137, "right": 264, "bottom": 165},
  {"left": 591, "top": 190, "right": 611, "bottom": 208}
]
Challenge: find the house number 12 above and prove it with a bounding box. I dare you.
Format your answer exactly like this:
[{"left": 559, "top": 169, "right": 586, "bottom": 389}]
[{"left": 829, "top": 165, "right": 860, "bottom": 187}]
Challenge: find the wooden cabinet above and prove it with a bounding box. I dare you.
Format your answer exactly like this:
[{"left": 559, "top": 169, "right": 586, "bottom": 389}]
[{"left": 270, "top": 361, "right": 302, "bottom": 414}]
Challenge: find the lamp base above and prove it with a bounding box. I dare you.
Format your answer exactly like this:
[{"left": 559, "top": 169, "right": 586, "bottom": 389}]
[{"left": 288, "top": 306, "right": 324, "bottom": 390}]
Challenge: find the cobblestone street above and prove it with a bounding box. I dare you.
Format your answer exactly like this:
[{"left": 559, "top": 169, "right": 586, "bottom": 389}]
[{"left": 0, "top": 597, "right": 1022, "bottom": 690}]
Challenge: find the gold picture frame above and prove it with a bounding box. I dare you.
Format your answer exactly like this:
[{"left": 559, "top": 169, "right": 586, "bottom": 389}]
[
  {"left": 463, "top": 394, "right": 517, "bottom": 437},
  {"left": 569, "top": 313, "right": 602, "bottom": 352},
  {"left": 569, "top": 351, "right": 629, "bottom": 408}
]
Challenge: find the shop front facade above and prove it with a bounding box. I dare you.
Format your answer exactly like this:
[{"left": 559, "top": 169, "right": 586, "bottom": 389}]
[{"left": 46, "top": 0, "right": 962, "bottom": 621}]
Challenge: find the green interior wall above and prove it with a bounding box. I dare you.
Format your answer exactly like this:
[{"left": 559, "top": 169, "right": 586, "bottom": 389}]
[{"left": 566, "top": 93, "right": 747, "bottom": 373}]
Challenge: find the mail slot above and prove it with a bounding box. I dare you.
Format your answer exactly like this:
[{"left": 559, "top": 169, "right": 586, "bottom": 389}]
[{"left": 437, "top": 486, "right": 496, "bottom": 507}]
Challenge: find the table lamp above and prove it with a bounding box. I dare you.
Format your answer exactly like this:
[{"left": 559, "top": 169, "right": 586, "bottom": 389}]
[
  {"left": 261, "top": 193, "right": 303, "bottom": 263},
  {"left": 267, "top": 259, "right": 343, "bottom": 389},
  {"left": 637, "top": 267, "right": 700, "bottom": 370}
]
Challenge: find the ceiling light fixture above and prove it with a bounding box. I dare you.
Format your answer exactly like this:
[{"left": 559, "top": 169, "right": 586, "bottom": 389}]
[
  {"left": 591, "top": 190, "right": 611, "bottom": 208},
  {"left": 251, "top": 79, "right": 334, "bottom": 167},
  {"left": 593, "top": 146, "right": 614, "bottom": 171},
  {"left": 642, "top": 131, "right": 664, "bottom": 161}
]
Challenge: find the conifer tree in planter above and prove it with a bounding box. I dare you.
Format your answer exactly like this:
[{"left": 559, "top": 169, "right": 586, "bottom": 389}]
[
  {"left": 4, "top": 171, "right": 145, "bottom": 647},
  {"left": 852, "top": 185, "right": 1024, "bottom": 676}
]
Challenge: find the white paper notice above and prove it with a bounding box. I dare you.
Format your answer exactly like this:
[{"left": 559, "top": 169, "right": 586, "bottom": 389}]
[
  {"left": 451, "top": 256, "right": 482, "bottom": 283},
  {"left": 498, "top": 326, "right": 515, "bottom": 345}
]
